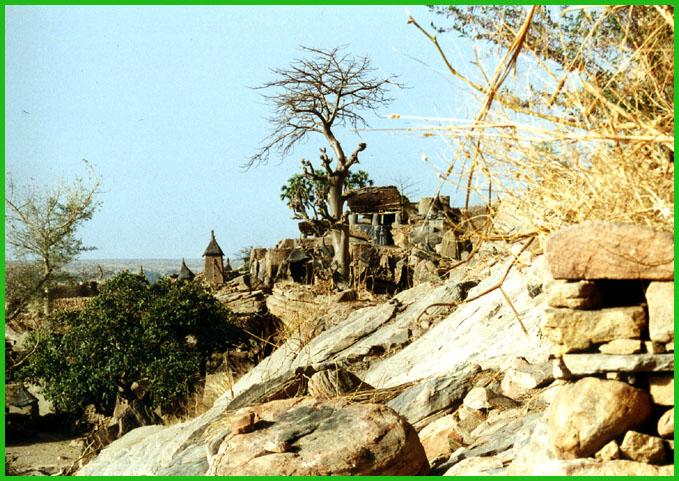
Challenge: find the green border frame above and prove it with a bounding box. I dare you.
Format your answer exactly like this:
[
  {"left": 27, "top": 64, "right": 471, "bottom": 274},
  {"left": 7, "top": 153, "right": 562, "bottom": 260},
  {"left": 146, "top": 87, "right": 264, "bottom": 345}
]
[{"left": 1, "top": 1, "right": 676, "bottom": 479}]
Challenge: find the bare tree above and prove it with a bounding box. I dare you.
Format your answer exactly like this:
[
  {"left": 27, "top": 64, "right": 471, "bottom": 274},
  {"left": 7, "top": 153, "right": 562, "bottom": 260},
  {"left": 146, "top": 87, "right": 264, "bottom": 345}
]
[
  {"left": 5, "top": 162, "right": 101, "bottom": 317},
  {"left": 250, "top": 46, "right": 398, "bottom": 282}
]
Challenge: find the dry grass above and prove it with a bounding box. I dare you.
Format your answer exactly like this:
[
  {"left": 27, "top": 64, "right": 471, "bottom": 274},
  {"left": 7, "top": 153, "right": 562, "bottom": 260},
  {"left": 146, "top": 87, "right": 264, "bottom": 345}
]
[
  {"left": 277, "top": 311, "right": 320, "bottom": 349},
  {"left": 401, "top": 6, "right": 673, "bottom": 241}
]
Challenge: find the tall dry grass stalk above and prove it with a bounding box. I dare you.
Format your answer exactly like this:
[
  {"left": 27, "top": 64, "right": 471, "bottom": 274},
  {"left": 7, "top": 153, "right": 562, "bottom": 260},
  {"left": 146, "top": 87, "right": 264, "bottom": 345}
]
[{"left": 403, "top": 5, "right": 673, "bottom": 239}]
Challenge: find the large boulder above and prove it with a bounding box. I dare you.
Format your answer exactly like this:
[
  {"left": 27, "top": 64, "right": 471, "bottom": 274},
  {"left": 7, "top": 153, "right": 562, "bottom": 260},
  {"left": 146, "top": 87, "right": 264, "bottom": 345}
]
[
  {"left": 545, "top": 222, "right": 673, "bottom": 280},
  {"left": 207, "top": 398, "right": 429, "bottom": 475},
  {"left": 546, "top": 377, "right": 652, "bottom": 459}
]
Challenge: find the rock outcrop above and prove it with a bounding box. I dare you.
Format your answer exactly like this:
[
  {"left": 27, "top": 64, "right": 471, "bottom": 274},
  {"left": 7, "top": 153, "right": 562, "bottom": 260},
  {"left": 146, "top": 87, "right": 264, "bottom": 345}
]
[
  {"left": 207, "top": 398, "right": 429, "bottom": 475},
  {"left": 78, "top": 221, "right": 674, "bottom": 477}
]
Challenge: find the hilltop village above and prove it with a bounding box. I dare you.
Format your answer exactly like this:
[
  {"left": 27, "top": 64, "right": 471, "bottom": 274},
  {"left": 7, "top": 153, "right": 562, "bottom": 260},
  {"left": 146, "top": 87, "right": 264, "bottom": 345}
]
[{"left": 7, "top": 182, "right": 675, "bottom": 476}]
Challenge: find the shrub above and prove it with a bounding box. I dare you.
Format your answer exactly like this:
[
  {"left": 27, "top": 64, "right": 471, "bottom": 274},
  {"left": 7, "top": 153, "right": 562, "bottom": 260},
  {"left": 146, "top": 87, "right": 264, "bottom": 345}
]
[{"left": 18, "top": 271, "right": 246, "bottom": 415}]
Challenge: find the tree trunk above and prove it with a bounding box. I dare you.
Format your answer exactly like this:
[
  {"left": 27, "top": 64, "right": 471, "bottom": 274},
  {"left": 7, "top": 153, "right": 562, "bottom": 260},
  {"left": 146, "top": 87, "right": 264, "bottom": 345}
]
[
  {"left": 327, "top": 177, "right": 350, "bottom": 283},
  {"left": 43, "top": 262, "right": 51, "bottom": 317}
]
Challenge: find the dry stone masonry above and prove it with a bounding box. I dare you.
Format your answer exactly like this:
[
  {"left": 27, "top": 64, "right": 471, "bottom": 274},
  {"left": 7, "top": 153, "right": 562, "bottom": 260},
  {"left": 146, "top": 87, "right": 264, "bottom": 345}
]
[{"left": 541, "top": 221, "right": 674, "bottom": 468}]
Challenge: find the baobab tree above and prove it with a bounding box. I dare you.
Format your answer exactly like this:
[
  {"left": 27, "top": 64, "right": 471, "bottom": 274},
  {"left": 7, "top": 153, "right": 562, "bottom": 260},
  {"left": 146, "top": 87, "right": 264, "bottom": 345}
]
[{"left": 250, "top": 46, "right": 398, "bottom": 283}]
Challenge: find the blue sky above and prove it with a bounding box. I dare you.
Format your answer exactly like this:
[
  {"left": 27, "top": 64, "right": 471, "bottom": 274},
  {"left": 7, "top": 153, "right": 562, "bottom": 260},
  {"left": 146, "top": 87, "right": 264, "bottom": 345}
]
[{"left": 6, "top": 5, "right": 488, "bottom": 260}]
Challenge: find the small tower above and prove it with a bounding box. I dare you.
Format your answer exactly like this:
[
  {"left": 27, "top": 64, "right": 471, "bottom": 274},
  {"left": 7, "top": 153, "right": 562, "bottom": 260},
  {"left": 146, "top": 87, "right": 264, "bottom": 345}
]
[
  {"left": 178, "top": 258, "right": 195, "bottom": 282},
  {"left": 203, "top": 230, "right": 225, "bottom": 286}
]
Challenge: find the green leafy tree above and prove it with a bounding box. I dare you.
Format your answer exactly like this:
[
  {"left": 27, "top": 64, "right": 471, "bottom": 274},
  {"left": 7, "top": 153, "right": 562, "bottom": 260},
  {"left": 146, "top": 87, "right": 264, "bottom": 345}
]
[
  {"left": 280, "top": 169, "right": 373, "bottom": 236},
  {"left": 5, "top": 163, "right": 101, "bottom": 318},
  {"left": 18, "top": 272, "right": 246, "bottom": 415}
]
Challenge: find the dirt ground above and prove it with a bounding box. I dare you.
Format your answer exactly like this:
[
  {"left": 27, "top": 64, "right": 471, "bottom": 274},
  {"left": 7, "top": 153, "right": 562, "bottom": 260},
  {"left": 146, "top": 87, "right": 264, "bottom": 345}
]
[{"left": 5, "top": 432, "right": 83, "bottom": 476}]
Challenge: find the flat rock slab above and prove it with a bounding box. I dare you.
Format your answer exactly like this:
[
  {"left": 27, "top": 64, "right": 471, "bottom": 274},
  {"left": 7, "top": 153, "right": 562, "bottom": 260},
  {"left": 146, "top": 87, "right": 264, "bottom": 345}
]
[
  {"left": 207, "top": 397, "right": 429, "bottom": 475},
  {"left": 557, "top": 353, "right": 674, "bottom": 377},
  {"left": 598, "top": 339, "right": 642, "bottom": 354},
  {"left": 547, "top": 280, "right": 602, "bottom": 309},
  {"left": 307, "top": 367, "right": 372, "bottom": 398},
  {"left": 387, "top": 364, "right": 481, "bottom": 428},
  {"left": 515, "top": 458, "right": 674, "bottom": 476},
  {"left": 545, "top": 222, "right": 673, "bottom": 280},
  {"left": 226, "top": 368, "right": 311, "bottom": 411}
]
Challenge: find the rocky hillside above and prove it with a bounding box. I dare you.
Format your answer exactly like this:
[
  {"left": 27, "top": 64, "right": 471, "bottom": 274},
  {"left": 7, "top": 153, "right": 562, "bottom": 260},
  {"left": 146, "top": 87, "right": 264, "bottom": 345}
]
[{"left": 76, "top": 221, "right": 674, "bottom": 476}]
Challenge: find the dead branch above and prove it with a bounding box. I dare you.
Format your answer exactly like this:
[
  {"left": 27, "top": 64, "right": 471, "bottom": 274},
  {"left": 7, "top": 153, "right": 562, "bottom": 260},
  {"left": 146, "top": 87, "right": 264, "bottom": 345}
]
[{"left": 416, "top": 237, "right": 535, "bottom": 336}]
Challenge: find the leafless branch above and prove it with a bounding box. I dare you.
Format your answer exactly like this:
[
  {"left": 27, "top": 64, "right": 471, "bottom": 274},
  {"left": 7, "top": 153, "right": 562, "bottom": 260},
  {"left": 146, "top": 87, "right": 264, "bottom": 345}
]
[{"left": 248, "top": 46, "right": 400, "bottom": 168}]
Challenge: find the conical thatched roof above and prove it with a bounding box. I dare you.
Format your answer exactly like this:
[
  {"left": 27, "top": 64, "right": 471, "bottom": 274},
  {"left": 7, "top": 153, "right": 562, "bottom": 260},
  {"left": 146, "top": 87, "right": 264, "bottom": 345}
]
[
  {"left": 178, "top": 258, "right": 195, "bottom": 281},
  {"left": 203, "top": 230, "right": 225, "bottom": 257}
]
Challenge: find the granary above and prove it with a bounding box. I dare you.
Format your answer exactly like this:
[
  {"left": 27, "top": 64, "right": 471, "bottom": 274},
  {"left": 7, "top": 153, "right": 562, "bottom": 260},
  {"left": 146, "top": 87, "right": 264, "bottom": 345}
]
[
  {"left": 346, "top": 185, "right": 404, "bottom": 246},
  {"left": 203, "top": 230, "right": 225, "bottom": 286},
  {"left": 177, "top": 258, "right": 195, "bottom": 281}
]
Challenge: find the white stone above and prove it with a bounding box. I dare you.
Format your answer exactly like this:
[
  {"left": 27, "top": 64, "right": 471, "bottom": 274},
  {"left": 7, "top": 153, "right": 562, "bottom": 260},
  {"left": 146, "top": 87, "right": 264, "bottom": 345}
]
[{"left": 463, "top": 387, "right": 493, "bottom": 410}]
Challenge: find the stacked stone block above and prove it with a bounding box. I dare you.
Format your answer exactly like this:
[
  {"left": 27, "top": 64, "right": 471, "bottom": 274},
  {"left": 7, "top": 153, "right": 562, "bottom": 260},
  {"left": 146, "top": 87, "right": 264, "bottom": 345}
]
[{"left": 541, "top": 222, "right": 674, "bottom": 467}]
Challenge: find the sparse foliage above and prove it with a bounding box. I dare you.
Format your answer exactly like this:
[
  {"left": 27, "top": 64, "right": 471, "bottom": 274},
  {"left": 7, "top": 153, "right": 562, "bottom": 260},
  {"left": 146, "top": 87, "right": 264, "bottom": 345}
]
[
  {"left": 5, "top": 162, "right": 101, "bottom": 318},
  {"left": 235, "top": 246, "right": 254, "bottom": 272},
  {"left": 280, "top": 168, "right": 373, "bottom": 233},
  {"left": 251, "top": 46, "right": 398, "bottom": 281}
]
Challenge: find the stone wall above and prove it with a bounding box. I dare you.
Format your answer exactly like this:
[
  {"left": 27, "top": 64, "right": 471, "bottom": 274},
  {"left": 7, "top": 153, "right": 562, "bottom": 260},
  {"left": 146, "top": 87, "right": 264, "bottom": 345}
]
[{"left": 537, "top": 221, "right": 673, "bottom": 467}]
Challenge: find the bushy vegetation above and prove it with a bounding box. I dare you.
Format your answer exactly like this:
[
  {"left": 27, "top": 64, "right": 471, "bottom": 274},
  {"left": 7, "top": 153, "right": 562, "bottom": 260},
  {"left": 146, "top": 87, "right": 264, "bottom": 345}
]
[
  {"left": 281, "top": 169, "right": 373, "bottom": 224},
  {"left": 18, "top": 272, "right": 246, "bottom": 415}
]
